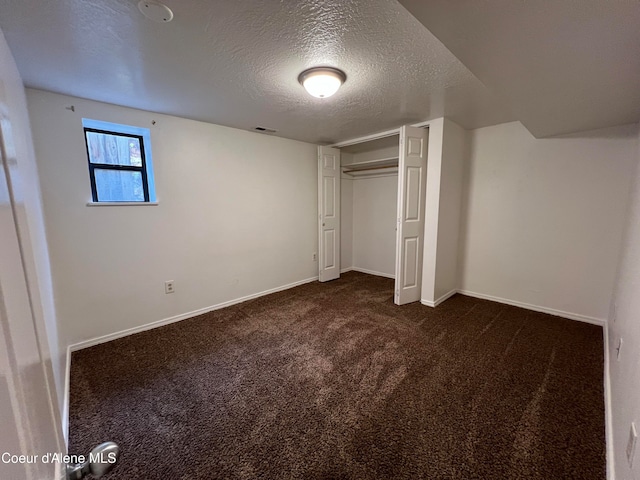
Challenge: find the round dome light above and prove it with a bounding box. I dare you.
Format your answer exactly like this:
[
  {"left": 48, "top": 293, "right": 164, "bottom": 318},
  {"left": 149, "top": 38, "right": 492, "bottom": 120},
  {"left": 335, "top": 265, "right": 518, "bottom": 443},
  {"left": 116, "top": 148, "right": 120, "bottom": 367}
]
[{"left": 298, "top": 67, "right": 346, "bottom": 99}]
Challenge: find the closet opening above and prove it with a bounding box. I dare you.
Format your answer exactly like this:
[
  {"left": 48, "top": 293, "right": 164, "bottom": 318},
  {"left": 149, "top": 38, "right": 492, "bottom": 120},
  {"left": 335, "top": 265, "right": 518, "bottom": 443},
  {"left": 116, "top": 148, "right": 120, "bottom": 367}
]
[{"left": 318, "top": 125, "right": 429, "bottom": 305}]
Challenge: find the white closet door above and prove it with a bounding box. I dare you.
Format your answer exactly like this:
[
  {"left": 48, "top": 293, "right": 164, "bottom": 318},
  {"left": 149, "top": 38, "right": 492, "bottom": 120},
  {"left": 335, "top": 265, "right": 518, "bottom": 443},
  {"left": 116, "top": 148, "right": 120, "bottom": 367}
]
[
  {"left": 395, "top": 126, "right": 427, "bottom": 305},
  {"left": 318, "top": 146, "right": 341, "bottom": 282}
]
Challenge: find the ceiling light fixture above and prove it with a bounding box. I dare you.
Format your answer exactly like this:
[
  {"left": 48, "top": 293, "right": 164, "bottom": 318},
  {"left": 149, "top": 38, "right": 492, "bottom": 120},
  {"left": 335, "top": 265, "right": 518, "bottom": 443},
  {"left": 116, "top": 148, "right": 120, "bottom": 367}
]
[{"left": 298, "top": 67, "right": 346, "bottom": 99}]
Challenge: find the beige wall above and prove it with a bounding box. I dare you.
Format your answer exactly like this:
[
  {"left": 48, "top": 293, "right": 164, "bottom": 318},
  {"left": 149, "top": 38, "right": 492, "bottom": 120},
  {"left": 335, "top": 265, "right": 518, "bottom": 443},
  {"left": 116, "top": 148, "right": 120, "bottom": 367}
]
[
  {"left": 458, "top": 121, "right": 637, "bottom": 322},
  {"left": 422, "top": 118, "right": 467, "bottom": 305},
  {"left": 352, "top": 174, "right": 398, "bottom": 277},
  {"left": 421, "top": 119, "right": 443, "bottom": 303},
  {"left": 434, "top": 119, "right": 467, "bottom": 300},
  {"left": 27, "top": 89, "right": 318, "bottom": 347},
  {"left": 607, "top": 123, "right": 640, "bottom": 479}
]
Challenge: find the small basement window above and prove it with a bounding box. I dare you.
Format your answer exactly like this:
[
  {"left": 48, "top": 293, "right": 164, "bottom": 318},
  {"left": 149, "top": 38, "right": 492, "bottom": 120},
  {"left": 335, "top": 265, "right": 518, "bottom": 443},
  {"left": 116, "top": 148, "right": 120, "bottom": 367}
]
[{"left": 83, "top": 119, "right": 156, "bottom": 203}]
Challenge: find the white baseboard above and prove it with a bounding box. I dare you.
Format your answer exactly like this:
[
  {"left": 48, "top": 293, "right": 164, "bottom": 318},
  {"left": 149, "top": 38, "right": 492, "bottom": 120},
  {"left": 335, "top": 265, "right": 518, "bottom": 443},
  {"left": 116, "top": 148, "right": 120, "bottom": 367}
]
[
  {"left": 69, "top": 276, "right": 319, "bottom": 353},
  {"left": 426, "top": 288, "right": 613, "bottom": 475},
  {"left": 349, "top": 267, "right": 395, "bottom": 280},
  {"left": 63, "top": 276, "right": 319, "bottom": 447},
  {"left": 62, "top": 274, "right": 610, "bottom": 468},
  {"left": 457, "top": 289, "right": 607, "bottom": 326},
  {"left": 421, "top": 289, "right": 457, "bottom": 308},
  {"left": 603, "top": 325, "right": 615, "bottom": 480}
]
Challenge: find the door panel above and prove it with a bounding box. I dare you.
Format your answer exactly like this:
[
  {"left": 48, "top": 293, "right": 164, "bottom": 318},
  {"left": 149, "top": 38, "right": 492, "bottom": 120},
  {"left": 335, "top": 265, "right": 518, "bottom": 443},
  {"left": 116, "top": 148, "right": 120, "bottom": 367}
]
[
  {"left": 323, "top": 229, "right": 336, "bottom": 269},
  {"left": 403, "top": 236, "right": 419, "bottom": 288},
  {"left": 405, "top": 166, "right": 422, "bottom": 221},
  {"left": 323, "top": 176, "right": 335, "bottom": 218},
  {"left": 323, "top": 152, "right": 336, "bottom": 169},
  {"left": 318, "top": 146, "right": 340, "bottom": 282},
  {"left": 0, "top": 81, "right": 64, "bottom": 479},
  {"left": 0, "top": 149, "right": 63, "bottom": 479},
  {"left": 395, "top": 126, "right": 427, "bottom": 304}
]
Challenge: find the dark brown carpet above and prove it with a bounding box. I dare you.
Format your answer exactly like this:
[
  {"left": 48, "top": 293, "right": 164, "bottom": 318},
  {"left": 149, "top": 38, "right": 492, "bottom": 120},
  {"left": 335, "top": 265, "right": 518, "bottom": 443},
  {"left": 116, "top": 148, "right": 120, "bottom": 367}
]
[{"left": 69, "top": 272, "right": 605, "bottom": 479}]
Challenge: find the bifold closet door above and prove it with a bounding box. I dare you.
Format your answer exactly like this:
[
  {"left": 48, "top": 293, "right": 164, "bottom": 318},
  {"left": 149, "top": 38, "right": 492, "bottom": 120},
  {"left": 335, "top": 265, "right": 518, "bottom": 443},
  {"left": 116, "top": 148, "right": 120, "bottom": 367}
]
[
  {"left": 394, "top": 126, "right": 427, "bottom": 305},
  {"left": 318, "top": 146, "right": 341, "bottom": 282}
]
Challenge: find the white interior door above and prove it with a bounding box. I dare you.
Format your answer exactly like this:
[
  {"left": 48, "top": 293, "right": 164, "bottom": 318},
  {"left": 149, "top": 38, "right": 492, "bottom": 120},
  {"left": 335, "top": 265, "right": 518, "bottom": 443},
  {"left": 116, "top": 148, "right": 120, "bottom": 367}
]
[
  {"left": 318, "top": 146, "right": 340, "bottom": 282},
  {"left": 0, "top": 117, "right": 64, "bottom": 478},
  {"left": 394, "top": 126, "right": 427, "bottom": 305}
]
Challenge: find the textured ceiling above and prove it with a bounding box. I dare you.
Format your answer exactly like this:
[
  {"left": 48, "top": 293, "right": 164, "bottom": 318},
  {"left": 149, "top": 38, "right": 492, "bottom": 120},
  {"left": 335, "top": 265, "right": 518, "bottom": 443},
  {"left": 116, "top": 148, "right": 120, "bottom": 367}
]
[
  {"left": 0, "top": 0, "right": 515, "bottom": 144},
  {"left": 399, "top": 0, "right": 640, "bottom": 138}
]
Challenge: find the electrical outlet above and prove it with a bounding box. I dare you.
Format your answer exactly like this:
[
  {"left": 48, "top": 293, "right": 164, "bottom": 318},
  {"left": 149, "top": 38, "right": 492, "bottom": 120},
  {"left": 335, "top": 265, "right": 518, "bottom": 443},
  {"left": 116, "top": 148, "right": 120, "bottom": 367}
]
[
  {"left": 312, "top": 252, "right": 317, "bottom": 261},
  {"left": 165, "top": 280, "right": 175, "bottom": 294},
  {"left": 617, "top": 338, "right": 623, "bottom": 361},
  {"left": 627, "top": 422, "right": 637, "bottom": 467}
]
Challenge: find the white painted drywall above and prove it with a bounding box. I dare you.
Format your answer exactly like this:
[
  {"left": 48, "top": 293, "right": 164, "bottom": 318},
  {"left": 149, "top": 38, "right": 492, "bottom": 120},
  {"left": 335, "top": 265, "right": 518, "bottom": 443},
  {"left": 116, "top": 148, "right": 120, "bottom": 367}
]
[
  {"left": 434, "top": 119, "right": 467, "bottom": 301},
  {"left": 458, "top": 121, "right": 637, "bottom": 322},
  {"left": 352, "top": 174, "right": 398, "bottom": 277},
  {"left": 607, "top": 123, "right": 640, "bottom": 480},
  {"left": 421, "top": 118, "right": 468, "bottom": 305},
  {"left": 27, "top": 89, "right": 318, "bottom": 346},
  {"left": 340, "top": 176, "right": 353, "bottom": 270},
  {"left": 421, "top": 118, "right": 447, "bottom": 304}
]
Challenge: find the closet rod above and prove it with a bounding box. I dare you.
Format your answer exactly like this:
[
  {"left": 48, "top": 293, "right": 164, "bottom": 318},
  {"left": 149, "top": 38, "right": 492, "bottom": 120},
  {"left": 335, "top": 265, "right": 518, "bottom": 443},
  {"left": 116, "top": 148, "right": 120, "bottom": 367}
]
[{"left": 343, "top": 165, "right": 398, "bottom": 173}]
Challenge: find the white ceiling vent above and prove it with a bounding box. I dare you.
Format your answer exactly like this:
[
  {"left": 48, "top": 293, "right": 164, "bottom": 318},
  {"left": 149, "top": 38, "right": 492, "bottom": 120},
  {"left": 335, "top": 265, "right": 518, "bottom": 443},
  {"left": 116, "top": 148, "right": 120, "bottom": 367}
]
[{"left": 138, "top": 1, "right": 174, "bottom": 23}]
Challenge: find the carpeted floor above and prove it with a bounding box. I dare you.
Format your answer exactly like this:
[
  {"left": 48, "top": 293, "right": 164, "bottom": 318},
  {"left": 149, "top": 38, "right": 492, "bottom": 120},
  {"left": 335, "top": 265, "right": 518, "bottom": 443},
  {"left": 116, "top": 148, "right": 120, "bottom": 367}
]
[{"left": 69, "top": 272, "right": 605, "bottom": 479}]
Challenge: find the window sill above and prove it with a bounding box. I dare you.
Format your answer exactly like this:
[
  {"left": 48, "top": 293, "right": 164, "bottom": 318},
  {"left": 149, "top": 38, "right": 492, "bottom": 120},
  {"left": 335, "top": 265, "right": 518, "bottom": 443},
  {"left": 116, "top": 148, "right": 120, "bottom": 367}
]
[{"left": 86, "top": 202, "right": 159, "bottom": 207}]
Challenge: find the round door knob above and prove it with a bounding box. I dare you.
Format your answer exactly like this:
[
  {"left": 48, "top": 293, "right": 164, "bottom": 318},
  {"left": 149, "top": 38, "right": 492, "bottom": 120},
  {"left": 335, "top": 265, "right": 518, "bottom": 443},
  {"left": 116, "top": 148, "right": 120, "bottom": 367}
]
[{"left": 89, "top": 442, "right": 120, "bottom": 478}]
